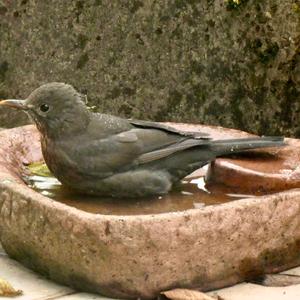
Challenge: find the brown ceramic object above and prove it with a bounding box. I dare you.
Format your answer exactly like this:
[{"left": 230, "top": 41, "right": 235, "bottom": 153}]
[
  {"left": 0, "top": 125, "right": 300, "bottom": 299},
  {"left": 206, "top": 138, "right": 300, "bottom": 194}
]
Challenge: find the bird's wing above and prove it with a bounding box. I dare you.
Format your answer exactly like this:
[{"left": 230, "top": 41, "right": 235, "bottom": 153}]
[
  {"left": 129, "top": 119, "right": 210, "bottom": 139},
  {"left": 71, "top": 127, "right": 209, "bottom": 178},
  {"left": 135, "top": 138, "right": 207, "bottom": 164}
]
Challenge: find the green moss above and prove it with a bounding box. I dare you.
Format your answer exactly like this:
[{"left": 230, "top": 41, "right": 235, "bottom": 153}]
[
  {"left": 205, "top": 100, "right": 224, "bottom": 118},
  {"left": 109, "top": 87, "right": 121, "bottom": 99},
  {"left": 187, "top": 83, "right": 207, "bottom": 109},
  {"left": 292, "top": 3, "right": 300, "bottom": 14},
  {"left": 76, "top": 53, "right": 89, "bottom": 69},
  {"left": 190, "top": 60, "right": 204, "bottom": 75},
  {"left": 0, "top": 82, "right": 8, "bottom": 98},
  {"left": 1, "top": 0, "right": 300, "bottom": 137},
  {"left": 225, "top": 0, "right": 247, "bottom": 10},
  {"left": 174, "top": 0, "right": 188, "bottom": 10},
  {"left": 0, "top": 0, "right": 7, "bottom": 14},
  {"left": 250, "top": 39, "right": 279, "bottom": 64},
  {"left": 74, "top": 0, "right": 84, "bottom": 21},
  {"left": 77, "top": 33, "right": 88, "bottom": 49},
  {"left": 229, "top": 85, "right": 247, "bottom": 130},
  {"left": 154, "top": 89, "right": 183, "bottom": 121},
  {"left": 75, "top": 0, "right": 84, "bottom": 12},
  {"left": 280, "top": 79, "right": 300, "bottom": 128},
  {"left": 0, "top": 61, "right": 8, "bottom": 81},
  {"left": 259, "top": 43, "right": 279, "bottom": 64},
  {"left": 130, "top": 0, "right": 143, "bottom": 14}
]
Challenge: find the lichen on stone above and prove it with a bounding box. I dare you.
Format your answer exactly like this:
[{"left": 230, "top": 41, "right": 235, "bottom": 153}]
[{"left": 0, "top": 0, "right": 299, "bottom": 137}]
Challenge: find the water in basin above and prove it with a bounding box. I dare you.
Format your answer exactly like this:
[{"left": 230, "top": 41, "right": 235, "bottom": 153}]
[{"left": 25, "top": 165, "right": 261, "bottom": 215}]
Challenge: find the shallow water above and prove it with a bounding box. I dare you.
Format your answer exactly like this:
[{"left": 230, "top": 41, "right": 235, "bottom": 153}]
[{"left": 27, "top": 172, "right": 259, "bottom": 215}]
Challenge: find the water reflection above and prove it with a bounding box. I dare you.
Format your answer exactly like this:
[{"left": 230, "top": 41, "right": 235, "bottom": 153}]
[{"left": 27, "top": 174, "right": 257, "bottom": 215}]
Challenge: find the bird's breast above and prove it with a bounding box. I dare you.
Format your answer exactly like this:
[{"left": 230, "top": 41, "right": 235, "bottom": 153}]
[{"left": 41, "top": 136, "right": 82, "bottom": 183}]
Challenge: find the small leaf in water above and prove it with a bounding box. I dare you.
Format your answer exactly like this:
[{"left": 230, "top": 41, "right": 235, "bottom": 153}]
[
  {"left": 161, "top": 288, "right": 217, "bottom": 300},
  {"left": 0, "top": 277, "right": 23, "bottom": 297},
  {"left": 28, "top": 161, "right": 52, "bottom": 177}
]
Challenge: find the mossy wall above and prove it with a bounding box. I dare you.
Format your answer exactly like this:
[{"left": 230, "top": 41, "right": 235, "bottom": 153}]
[{"left": 0, "top": 0, "right": 299, "bottom": 136}]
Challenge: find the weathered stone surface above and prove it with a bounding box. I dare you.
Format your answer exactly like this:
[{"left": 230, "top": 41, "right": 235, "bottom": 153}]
[
  {"left": 1, "top": 125, "right": 300, "bottom": 299},
  {"left": 210, "top": 282, "right": 300, "bottom": 300},
  {"left": 0, "top": 255, "right": 73, "bottom": 299},
  {"left": 0, "top": 1, "right": 299, "bottom": 136},
  {"left": 206, "top": 138, "right": 300, "bottom": 193}
]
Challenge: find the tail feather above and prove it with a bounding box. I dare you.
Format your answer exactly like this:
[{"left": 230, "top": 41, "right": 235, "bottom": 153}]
[{"left": 210, "top": 136, "right": 285, "bottom": 156}]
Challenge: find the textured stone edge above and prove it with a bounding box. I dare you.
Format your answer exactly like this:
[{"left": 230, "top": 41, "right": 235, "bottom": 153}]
[{"left": 1, "top": 126, "right": 300, "bottom": 298}]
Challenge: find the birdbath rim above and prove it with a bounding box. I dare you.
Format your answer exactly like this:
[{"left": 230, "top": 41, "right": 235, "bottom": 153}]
[{"left": 1, "top": 124, "right": 300, "bottom": 299}]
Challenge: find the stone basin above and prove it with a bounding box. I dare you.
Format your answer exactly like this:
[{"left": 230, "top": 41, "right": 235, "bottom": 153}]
[{"left": 1, "top": 124, "right": 300, "bottom": 299}]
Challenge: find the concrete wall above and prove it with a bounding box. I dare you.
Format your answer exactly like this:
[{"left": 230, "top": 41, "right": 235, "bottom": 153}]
[{"left": 0, "top": 0, "right": 299, "bottom": 136}]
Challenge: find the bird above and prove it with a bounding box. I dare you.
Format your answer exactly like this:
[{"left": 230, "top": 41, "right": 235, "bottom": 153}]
[{"left": 0, "top": 82, "right": 285, "bottom": 198}]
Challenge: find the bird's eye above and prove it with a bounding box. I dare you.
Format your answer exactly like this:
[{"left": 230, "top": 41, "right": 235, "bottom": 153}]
[{"left": 40, "top": 104, "right": 49, "bottom": 112}]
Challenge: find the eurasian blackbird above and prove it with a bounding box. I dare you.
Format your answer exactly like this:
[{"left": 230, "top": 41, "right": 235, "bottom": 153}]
[{"left": 0, "top": 83, "right": 284, "bottom": 197}]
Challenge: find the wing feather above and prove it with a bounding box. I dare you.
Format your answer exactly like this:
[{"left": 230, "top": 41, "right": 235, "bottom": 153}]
[
  {"left": 136, "top": 139, "right": 207, "bottom": 164},
  {"left": 129, "top": 119, "right": 209, "bottom": 139}
]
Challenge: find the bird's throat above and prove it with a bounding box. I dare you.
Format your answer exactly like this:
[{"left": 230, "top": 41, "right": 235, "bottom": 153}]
[{"left": 36, "top": 112, "right": 90, "bottom": 140}]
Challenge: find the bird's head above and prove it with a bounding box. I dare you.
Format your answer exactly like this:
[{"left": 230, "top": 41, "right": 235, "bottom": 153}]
[{"left": 0, "top": 82, "right": 90, "bottom": 138}]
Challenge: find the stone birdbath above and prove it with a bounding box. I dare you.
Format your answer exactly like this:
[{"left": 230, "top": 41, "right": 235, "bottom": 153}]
[{"left": 1, "top": 124, "right": 300, "bottom": 299}]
